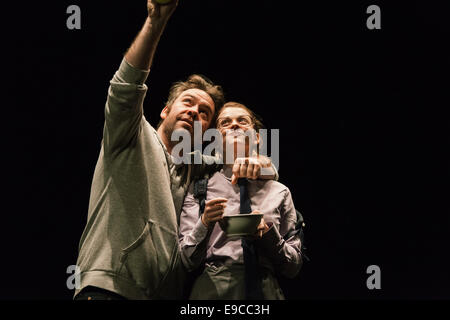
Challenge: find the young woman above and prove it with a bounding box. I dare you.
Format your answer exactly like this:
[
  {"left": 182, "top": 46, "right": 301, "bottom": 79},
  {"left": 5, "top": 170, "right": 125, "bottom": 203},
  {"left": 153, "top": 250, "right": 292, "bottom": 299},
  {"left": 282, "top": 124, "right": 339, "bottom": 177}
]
[{"left": 179, "top": 102, "right": 302, "bottom": 300}]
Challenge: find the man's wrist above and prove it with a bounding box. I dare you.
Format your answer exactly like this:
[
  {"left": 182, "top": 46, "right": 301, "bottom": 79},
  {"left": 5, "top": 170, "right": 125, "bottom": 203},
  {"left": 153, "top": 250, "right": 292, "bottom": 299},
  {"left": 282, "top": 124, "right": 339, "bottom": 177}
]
[
  {"left": 147, "top": 12, "right": 171, "bottom": 31},
  {"left": 143, "top": 16, "right": 166, "bottom": 38}
]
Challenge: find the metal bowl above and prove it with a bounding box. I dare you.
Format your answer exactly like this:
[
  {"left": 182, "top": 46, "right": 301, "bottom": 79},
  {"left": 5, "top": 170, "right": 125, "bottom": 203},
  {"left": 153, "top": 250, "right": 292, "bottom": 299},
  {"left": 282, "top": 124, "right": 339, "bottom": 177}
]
[{"left": 219, "top": 213, "right": 263, "bottom": 237}]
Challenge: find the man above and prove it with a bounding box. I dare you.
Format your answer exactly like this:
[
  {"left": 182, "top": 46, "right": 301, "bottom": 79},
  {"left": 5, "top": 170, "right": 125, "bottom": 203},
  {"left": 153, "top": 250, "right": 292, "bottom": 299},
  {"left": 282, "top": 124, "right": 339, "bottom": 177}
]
[{"left": 74, "top": 1, "right": 276, "bottom": 300}]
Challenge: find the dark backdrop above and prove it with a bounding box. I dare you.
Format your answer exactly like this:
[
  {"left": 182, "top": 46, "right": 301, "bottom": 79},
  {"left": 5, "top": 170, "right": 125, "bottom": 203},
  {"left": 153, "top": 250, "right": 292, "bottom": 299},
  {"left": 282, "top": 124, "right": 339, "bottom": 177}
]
[{"left": 3, "top": 0, "right": 449, "bottom": 299}]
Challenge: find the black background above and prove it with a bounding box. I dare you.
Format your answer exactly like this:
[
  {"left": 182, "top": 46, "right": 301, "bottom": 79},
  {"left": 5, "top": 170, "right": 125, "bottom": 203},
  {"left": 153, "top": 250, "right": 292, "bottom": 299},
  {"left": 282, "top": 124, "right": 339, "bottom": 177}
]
[{"left": 3, "top": 0, "right": 449, "bottom": 300}]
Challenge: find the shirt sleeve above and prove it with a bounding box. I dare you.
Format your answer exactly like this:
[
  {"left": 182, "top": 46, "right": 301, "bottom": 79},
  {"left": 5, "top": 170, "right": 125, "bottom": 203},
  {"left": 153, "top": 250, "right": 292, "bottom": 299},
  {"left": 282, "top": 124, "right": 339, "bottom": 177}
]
[
  {"left": 257, "top": 188, "right": 302, "bottom": 278},
  {"left": 178, "top": 183, "right": 211, "bottom": 272},
  {"left": 103, "top": 58, "right": 150, "bottom": 157}
]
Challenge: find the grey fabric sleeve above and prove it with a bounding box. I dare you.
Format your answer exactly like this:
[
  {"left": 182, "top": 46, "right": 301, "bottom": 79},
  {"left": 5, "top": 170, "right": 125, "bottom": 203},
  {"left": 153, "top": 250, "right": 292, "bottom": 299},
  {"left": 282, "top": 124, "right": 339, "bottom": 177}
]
[
  {"left": 116, "top": 58, "right": 150, "bottom": 85},
  {"left": 103, "top": 58, "right": 150, "bottom": 157}
]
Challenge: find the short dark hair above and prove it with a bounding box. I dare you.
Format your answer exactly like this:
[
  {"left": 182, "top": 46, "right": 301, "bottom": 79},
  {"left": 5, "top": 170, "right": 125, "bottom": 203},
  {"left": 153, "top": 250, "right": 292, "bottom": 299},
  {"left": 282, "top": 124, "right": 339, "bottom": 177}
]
[{"left": 157, "top": 74, "right": 225, "bottom": 129}]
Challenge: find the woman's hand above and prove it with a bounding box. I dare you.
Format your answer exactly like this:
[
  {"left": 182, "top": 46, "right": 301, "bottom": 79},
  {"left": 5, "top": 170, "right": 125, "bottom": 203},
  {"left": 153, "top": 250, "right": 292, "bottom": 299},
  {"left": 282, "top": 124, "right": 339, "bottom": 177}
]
[
  {"left": 201, "top": 198, "right": 228, "bottom": 227},
  {"left": 252, "top": 210, "right": 270, "bottom": 238}
]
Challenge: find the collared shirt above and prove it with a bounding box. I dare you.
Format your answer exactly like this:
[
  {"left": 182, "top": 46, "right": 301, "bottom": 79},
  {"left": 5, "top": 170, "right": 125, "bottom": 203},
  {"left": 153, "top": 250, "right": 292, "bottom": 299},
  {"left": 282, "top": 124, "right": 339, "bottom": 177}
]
[{"left": 179, "top": 167, "right": 302, "bottom": 278}]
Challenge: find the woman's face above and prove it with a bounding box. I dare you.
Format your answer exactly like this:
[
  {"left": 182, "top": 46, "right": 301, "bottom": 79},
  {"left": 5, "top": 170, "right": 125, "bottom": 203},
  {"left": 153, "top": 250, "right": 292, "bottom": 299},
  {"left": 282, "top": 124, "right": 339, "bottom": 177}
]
[{"left": 217, "top": 107, "right": 259, "bottom": 162}]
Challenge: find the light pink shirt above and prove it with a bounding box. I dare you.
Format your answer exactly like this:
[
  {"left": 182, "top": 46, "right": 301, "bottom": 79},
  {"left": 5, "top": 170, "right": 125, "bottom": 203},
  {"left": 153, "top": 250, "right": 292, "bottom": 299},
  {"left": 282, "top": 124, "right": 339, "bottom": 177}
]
[{"left": 179, "top": 167, "right": 302, "bottom": 278}]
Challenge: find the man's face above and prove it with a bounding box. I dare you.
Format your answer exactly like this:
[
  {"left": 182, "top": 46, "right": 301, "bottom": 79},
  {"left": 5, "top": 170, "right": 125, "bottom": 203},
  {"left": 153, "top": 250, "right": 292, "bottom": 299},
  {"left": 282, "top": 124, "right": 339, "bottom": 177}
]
[
  {"left": 160, "top": 88, "right": 215, "bottom": 137},
  {"left": 217, "top": 107, "right": 259, "bottom": 160}
]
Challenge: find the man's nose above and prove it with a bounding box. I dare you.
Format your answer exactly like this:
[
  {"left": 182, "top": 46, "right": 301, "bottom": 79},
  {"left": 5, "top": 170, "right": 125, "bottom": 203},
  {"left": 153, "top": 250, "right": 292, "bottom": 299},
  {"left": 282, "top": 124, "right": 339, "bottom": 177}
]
[{"left": 186, "top": 107, "right": 199, "bottom": 120}]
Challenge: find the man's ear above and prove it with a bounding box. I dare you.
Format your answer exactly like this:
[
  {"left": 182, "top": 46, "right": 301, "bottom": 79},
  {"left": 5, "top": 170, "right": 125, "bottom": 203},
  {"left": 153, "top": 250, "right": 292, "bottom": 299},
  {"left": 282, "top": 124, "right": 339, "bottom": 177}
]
[{"left": 160, "top": 105, "right": 169, "bottom": 120}]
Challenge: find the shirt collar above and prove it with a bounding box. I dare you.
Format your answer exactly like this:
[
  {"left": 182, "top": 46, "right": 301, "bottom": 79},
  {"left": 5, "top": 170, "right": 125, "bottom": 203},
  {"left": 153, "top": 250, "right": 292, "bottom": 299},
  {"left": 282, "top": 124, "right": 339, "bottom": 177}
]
[{"left": 221, "top": 166, "right": 234, "bottom": 181}]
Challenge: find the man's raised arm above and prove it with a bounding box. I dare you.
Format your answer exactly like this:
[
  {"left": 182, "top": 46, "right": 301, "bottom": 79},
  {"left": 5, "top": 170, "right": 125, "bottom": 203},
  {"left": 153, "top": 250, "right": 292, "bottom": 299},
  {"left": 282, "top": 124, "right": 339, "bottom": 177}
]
[
  {"left": 102, "top": 1, "right": 178, "bottom": 156},
  {"left": 125, "top": 0, "right": 178, "bottom": 71}
]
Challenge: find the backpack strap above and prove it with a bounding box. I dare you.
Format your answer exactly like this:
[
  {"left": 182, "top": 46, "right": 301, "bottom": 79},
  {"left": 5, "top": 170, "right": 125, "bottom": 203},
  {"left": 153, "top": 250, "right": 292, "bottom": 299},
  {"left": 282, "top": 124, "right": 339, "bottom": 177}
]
[
  {"left": 193, "top": 177, "right": 209, "bottom": 217},
  {"left": 284, "top": 209, "right": 310, "bottom": 262},
  {"left": 284, "top": 209, "right": 305, "bottom": 240}
]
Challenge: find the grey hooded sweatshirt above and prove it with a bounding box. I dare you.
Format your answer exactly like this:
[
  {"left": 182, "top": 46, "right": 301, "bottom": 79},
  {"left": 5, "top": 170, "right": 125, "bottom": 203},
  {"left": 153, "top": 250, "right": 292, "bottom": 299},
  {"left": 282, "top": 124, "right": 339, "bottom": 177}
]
[{"left": 74, "top": 59, "right": 219, "bottom": 299}]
